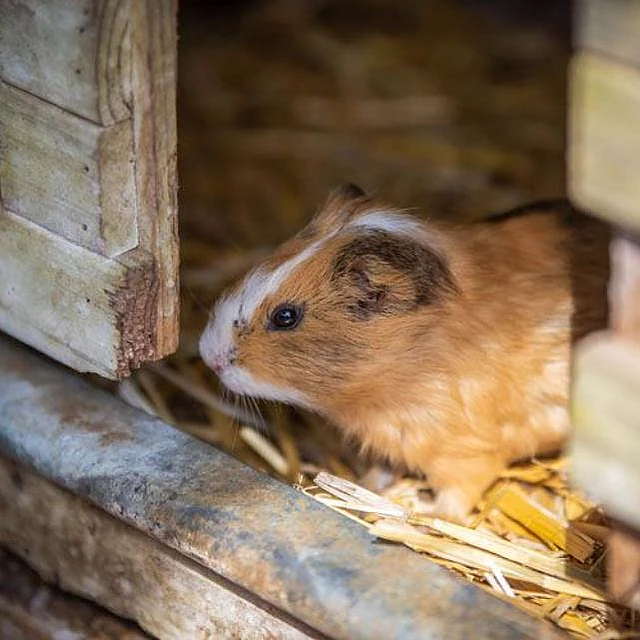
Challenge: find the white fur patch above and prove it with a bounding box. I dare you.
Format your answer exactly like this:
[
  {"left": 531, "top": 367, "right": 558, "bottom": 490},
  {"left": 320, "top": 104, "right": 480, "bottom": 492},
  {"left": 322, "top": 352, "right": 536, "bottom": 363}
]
[
  {"left": 238, "top": 237, "right": 325, "bottom": 322},
  {"left": 208, "top": 209, "right": 428, "bottom": 336},
  {"left": 199, "top": 291, "right": 241, "bottom": 368},
  {"left": 220, "top": 365, "right": 313, "bottom": 408},
  {"left": 542, "top": 404, "right": 570, "bottom": 436},
  {"left": 542, "top": 359, "right": 568, "bottom": 389},
  {"left": 347, "top": 210, "right": 425, "bottom": 237}
]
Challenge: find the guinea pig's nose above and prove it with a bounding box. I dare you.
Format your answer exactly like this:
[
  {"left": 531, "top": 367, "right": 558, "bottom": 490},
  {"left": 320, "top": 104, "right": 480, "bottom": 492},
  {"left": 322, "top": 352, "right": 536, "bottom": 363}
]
[{"left": 208, "top": 355, "right": 226, "bottom": 374}]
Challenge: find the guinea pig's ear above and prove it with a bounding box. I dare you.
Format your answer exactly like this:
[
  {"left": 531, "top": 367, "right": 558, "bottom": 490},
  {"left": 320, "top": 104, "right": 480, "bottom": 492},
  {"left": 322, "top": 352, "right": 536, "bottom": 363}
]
[
  {"left": 332, "top": 232, "right": 458, "bottom": 320},
  {"left": 334, "top": 183, "right": 367, "bottom": 200},
  {"left": 312, "top": 183, "right": 369, "bottom": 233}
]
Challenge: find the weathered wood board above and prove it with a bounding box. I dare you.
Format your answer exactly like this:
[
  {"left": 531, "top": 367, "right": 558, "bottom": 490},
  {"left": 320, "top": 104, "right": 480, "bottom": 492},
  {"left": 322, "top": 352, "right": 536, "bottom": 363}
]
[
  {"left": 0, "top": 209, "right": 155, "bottom": 377},
  {"left": 0, "top": 81, "right": 137, "bottom": 256},
  {"left": 0, "top": 0, "right": 133, "bottom": 125},
  {"left": 576, "top": 0, "right": 640, "bottom": 67},
  {"left": 0, "top": 456, "right": 318, "bottom": 640},
  {"left": 569, "top": 52, "right": 640, "bottom": 233},
  {"left": 0, "top": 0, "right": 179, "bottom": 378},
  {"left": 571, "top": 335, "right": 640, "bottom": 532}
]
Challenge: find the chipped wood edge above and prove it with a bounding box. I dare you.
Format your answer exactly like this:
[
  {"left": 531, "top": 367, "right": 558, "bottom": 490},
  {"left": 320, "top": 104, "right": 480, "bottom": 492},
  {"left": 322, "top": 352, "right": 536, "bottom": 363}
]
[
  {"left": 110, "top": 254, "right": 159, "bottom": 376},
  {"left": 126, "top": 0, "right": 179, "bottom": 362},
  {"left": 0, "top": 208, "right": 160, "bottom": 379}
]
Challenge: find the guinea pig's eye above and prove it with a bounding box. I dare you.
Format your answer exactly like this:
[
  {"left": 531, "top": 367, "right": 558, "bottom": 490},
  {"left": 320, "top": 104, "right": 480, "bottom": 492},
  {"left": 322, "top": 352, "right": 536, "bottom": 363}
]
[{"left": 268, "top": 303, "right": 304, "bottom": 331}]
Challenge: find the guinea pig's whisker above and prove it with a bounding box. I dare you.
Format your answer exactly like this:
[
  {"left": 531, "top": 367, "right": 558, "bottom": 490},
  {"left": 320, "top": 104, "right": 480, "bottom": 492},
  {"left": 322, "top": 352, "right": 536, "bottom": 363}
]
[
  {"left": 230, "top": 394, "right": 245, "bottom": 452},
  {"left": 240, "top": 395, "right": 264, "bottom": 439},
  {"left": 247, "top": 396, "right": 266, "bottom": 430}
]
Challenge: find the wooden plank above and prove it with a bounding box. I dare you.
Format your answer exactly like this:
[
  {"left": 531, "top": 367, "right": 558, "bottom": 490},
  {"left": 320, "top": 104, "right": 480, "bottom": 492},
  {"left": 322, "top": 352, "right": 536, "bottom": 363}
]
[
  {"left": 127, "top": 0, "right": 179, "bottom": 357},
  {"left": 570, "top": 334, "right": 640, "bottom": 531},
  {"left": 569, "top": 52, "right": 640, "bottom": 231},
  {"left": 0, "top": 209, "right": 156, "bottom": 378},
  {"left": 0, "top": 548, "right": 151, "bottom": 640},
  {"left": 0, "top": 456, "right": 319, "bottom": 640},
  {"left": 0, "top": 335, "right": 567, "bottom": 640},
  {"left": 0, "top": 81, "right": 138, "bottom": 257},
  {"left": 0, "top": 0, "right": 131, "bottom": 125},
  {"left": 576, "top": 0, "right": 640, "bottom": 67},
  {"left": 610, "top": 234, "right": 640, "bottom": 340},
  {"left": 0, "top": 0, "right": 178, "bottom": 378},
  {"left": 608, "top": 527, "right": 640, "bottom": 611}
]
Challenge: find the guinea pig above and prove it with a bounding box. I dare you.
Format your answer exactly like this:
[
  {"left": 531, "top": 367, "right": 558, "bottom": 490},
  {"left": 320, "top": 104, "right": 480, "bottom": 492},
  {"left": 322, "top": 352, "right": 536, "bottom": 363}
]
[{"left": 199, "top": 184, "right": 609, "bottom": 521}]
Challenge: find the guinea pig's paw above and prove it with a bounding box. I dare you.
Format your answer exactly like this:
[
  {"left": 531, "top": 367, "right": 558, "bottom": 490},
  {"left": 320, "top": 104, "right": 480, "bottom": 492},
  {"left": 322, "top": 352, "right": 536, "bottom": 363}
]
[
  {"left": 358, "top": 465, "right": 400, "bottom": 493},
  {"left": 414, "top": 487, "right": 472, "bottom": 524}
]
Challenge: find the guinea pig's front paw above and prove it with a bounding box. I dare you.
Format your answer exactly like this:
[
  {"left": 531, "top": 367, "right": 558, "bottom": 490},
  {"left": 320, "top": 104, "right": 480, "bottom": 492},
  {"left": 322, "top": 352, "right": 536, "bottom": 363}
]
[
  {"left": 415, "top": 455, "right": 504, "bottom": 524},
  {"left": 358, "top": 464, "right": 400, "bottom": 493},
  {"left": 415, "top": 487, "right": 473, "bottom": 524}
]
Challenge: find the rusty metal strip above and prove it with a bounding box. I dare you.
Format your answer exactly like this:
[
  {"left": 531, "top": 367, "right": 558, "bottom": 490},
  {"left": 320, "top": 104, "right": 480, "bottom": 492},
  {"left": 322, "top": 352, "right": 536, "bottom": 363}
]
[{"left": 0, "top": 335, "right": 566, "bottom": 639}]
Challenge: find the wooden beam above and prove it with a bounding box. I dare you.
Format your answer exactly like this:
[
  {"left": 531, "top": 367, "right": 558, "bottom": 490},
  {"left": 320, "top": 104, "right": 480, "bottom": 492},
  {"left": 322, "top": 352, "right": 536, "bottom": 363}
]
[
  {"left": 0, "top": 455, "right": 319, "bottom": 640},
  {"left": 127, "top": 0, "right": 179, "bottom": 359}
]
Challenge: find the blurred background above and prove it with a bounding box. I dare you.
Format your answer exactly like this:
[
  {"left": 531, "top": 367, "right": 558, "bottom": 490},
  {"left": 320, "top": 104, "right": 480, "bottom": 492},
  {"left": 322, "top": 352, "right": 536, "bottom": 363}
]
[{"left": 178, "top": 0, "right": 570, "bottom": 248}]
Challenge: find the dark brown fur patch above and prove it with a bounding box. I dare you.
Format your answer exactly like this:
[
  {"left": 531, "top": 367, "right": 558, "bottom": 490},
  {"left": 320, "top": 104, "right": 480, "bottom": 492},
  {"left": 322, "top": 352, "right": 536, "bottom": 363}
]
[
  {"left": 331, "top": 230, "right": 458, "bottom": 320},
  {"left": 336, "top": 183, "right": 367, "bottom": 200}
]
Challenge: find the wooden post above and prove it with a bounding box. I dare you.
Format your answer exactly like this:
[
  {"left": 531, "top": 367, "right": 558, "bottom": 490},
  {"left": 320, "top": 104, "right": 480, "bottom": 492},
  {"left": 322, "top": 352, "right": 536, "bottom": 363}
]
[{"left": 569, "top": 0, "right": 640, "bottom": 610}]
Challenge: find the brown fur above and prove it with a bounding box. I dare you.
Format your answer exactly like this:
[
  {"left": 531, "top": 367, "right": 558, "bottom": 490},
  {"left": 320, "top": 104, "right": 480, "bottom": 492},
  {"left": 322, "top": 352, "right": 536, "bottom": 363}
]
[{"left": 210, "top": 186, "right": 610, "bottom": 521}]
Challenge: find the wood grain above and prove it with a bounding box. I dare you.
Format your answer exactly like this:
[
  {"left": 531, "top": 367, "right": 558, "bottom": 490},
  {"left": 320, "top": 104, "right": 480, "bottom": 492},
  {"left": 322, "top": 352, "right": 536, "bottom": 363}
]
[
  {"left": 576, "top": 0, "right": 640, "bottom": 67},
  {"left": 0, "top": 455, "right": 317, "bottom": 640},
  {"left": 0, "top": 81, "right": 138, "bottom": 257},
  {"left": 569, "top": 52, "right": 640, "bottom": 233},
  {"left": 0, "top": 0, "right": 132, "bottom": 125},
  {"left": 127, "top": 0, "right": 179, "bottom": 359},
  {"left": 0, "top": 0, "right": 178, "bottom": 378}
]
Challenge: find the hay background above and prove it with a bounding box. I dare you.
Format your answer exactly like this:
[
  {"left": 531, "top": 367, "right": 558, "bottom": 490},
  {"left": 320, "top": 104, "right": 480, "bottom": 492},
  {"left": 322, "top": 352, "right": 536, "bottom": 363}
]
[{"left": 178, "top": 0, "right": 569, "bottom": 249}]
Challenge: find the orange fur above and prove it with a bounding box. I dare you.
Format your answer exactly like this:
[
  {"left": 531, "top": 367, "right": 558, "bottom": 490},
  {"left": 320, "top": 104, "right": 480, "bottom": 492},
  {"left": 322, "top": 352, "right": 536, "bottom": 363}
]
[{"left": 202, "top": 187, "right": 610, "bottom": 522}]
